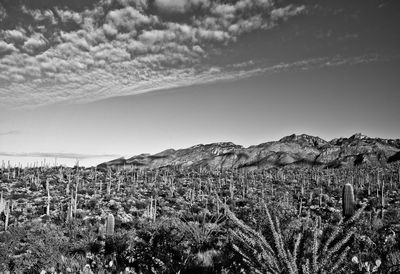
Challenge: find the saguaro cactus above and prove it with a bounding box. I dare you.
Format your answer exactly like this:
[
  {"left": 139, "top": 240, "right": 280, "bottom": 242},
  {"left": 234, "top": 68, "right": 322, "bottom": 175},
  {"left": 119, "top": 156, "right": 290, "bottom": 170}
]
[
  {"left": 145, "top": 197, "right": 157, "bottom": 221},
  {"left": 74, "top": 177, "right": 78, "bottom": 215},
  {"left": 4, "top": 203, "right": 10, "bottom": 231},
  {"left": 342, "top": 183, "right": 355, "bottom": 218},
  {"left": 46, "top": 179, "right": 51, "bottom": 216},
  {"left": 380, "top": 180, "right": 385, "bottom": 219},
  {"left": 398, "top": 165, "right": 400, "bottom": 183},
  {"left": 298, "top": 197, "right": 303, "bottom": 217},
  {"left": 316, "top": 215, "right": 322, "bottom": 229},
  {"left": 107, "top": 168, "right": 112, "bottom": 195},
  {"left": 98, "top": 224, "right": 106, "bottom": 239},
  {"left": 106, "top": 213, "right": 115, "bottom": 236},
  {"left": 0, "top": 192, "right": 4, "bottom": 214},
  {"left": 67, "top": 200, "right": 73, "bottom": 223}
]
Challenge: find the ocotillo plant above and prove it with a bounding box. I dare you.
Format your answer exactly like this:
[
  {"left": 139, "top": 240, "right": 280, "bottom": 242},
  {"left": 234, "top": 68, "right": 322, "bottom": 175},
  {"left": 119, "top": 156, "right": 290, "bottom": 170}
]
[
  {"left": 342, "top": 183, "right": 355, "bottom": 218},
  {"left": 106, "top": 213, "right": 115, "bottom": 236}
]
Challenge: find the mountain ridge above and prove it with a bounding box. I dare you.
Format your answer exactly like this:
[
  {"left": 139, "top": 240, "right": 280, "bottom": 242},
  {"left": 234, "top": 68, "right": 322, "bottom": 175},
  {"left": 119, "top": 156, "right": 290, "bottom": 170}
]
[{"left": 98, "top": 133, "right": 400, "bottom": 170}]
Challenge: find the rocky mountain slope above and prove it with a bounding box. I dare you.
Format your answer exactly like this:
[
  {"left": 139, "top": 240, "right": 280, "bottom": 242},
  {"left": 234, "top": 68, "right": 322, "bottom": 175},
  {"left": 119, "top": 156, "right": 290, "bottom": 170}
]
[{"left": 98, "top": 133, "right": 400, "bottom": 170}]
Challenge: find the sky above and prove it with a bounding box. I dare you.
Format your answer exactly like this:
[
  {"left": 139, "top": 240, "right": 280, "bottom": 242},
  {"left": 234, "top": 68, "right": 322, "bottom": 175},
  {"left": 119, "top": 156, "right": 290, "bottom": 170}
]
[{"left": 0, "top": 0, "right": 399, "bottom": 167}]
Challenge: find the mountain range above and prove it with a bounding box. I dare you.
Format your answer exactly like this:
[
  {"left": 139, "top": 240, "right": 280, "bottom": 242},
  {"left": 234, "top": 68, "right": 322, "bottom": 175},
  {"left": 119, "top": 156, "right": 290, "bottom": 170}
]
[{"left": 98, "top": 133, "right": 400, "bottom": 170}]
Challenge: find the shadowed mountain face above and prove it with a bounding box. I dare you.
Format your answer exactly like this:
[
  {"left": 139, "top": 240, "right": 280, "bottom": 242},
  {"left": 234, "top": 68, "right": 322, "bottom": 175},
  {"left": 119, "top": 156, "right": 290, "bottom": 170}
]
[{"left": 99, "top": 134, "right": 400, "bottom": 170}]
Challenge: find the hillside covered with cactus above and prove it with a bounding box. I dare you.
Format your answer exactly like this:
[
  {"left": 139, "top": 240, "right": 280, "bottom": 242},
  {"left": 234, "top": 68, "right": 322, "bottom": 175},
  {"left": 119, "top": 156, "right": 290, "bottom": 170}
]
[
  {"left": 99, "top": 133, "right": 400, "bottom": 170},
  {"left": 1, "top": 156, "right": 400, "bottom": 273}
]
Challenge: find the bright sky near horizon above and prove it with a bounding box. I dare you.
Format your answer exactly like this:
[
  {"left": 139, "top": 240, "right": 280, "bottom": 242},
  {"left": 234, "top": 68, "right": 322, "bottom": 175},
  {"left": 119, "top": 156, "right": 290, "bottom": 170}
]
[{"left": 0, "top": 0, "right": 400, "bottom": 167}]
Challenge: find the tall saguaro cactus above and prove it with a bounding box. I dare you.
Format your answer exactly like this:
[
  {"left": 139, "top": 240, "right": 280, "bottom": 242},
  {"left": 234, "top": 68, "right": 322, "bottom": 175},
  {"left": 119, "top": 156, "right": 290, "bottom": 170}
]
[
  {"left": 380, "top": 180, "right": 385, "bottom": 219},
  {"left": 398, "top": 165, "right": 400, "bottom": 183},
  {"left": 107, "top": 169, "right": 112, "bottom": 195},
  {"left": 342, "top": 183, "right": 355, "bottom": 218},
  {"left": 46, "top": 179, "right": 51, "bottom": 216},
  {"left": 0, "top": 192, "right": 5, "bottom": 214},
  {"left": 4, "top": 202, "right": 10, "bottom": 231},
  {"left": 145, "top": 197, "right": 157, "bottom": 221},
  {"left": 106, "top": 213, "right": 115, "bottom": 236}
]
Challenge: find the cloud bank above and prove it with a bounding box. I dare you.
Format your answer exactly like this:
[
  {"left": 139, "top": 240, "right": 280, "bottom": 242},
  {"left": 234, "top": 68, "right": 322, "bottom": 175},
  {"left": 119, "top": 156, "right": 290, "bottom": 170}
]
[
  {"left": 0, "top": 130, "right": 20, "bottom": 136},
  {"left": 0, "top": 0, "right": 311, "bottom": 108},
  {"left": 0, "top": 152, "right": 120, "bottom": 160}
]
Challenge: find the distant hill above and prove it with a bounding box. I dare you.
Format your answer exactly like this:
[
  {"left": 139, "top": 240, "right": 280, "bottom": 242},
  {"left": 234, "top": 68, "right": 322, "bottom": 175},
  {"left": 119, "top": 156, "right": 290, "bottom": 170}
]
[{"left": 98, "top": 133, "right": 400, "bottom": 170}]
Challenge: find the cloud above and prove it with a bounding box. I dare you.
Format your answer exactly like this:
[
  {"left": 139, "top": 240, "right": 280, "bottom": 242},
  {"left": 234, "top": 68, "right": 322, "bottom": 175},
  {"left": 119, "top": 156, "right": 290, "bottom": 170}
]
[
  {"left": 3, "top": 29, "right": 27, "bottom": 43},
  {"left": 0, "top": 152, "right": 120, "bottom": 159},
  {"left": 103, "top": 23, "right": 118, "bottom": 36},
  {"left": 54, "top": 8, "right": 83, "bottom": 24},
  {"left": 0, "top": 41, "right": 17, "bottom": 55},
  {"left": 114, "top": 0, "right": 149, "bottom": 10},
  {"left": 271, "top": 5, "right": 306, "bottom": 21},
  {"left": 21, "top": 6, "right": 57, "bottom": 25},
  {"left": 105, "top": 6, "right": 154, "bottom": 32},
  {"left": 154, "top": 0, "right": 210, "bottom": 13},
  {"left": 154, "top": 0, "right": 186, "bottom": 13},
  {"left": 0, "top": 4, "right": 6, "bottom": 22},
  {"left": 23, "top": 33, "right": 48, "bottom": 54},
  {"left": 0, "top": 0, "right": 309, "bottom": 108},
  {"left": 0, "top": 130, "right": 20, "bottom": 136}
]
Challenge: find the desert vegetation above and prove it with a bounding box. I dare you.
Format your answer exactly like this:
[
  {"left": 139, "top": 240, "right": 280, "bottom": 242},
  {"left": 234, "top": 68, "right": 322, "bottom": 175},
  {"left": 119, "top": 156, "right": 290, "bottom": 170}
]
[{"left": 1, "top": 162, "right": 400, "bottom": 273}]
